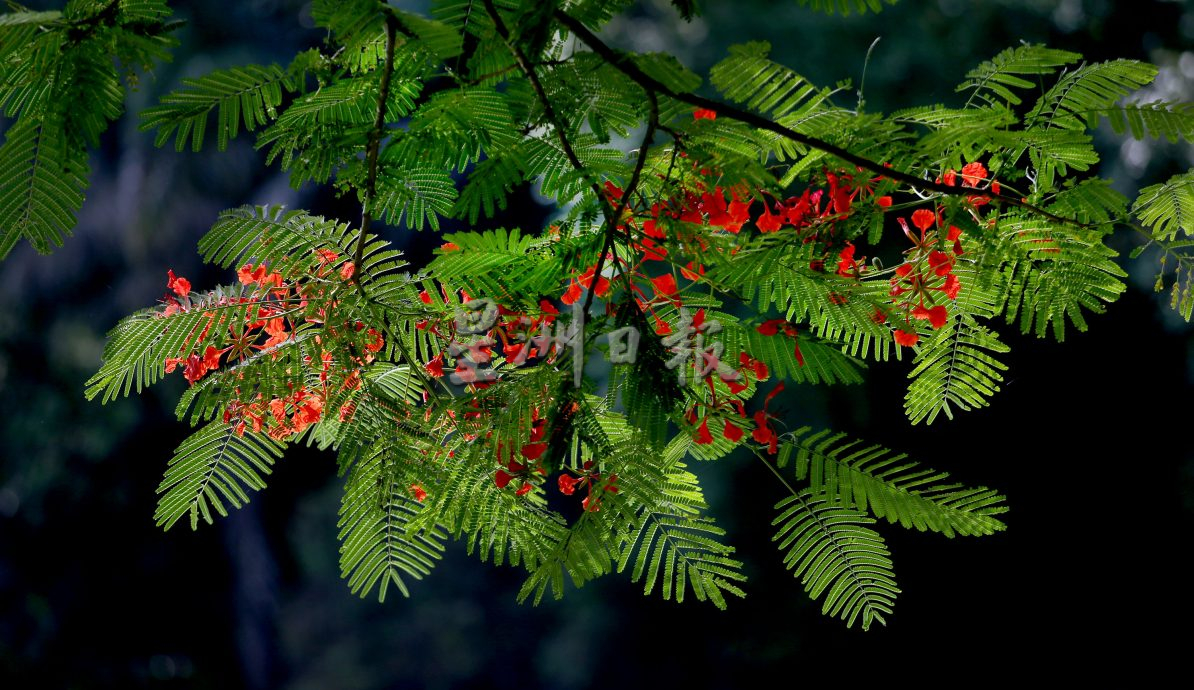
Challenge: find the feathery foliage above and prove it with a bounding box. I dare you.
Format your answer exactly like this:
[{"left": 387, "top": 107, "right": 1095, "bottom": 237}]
[{"left": 0, "top": 0, "right": 1179, "bottom": 633}]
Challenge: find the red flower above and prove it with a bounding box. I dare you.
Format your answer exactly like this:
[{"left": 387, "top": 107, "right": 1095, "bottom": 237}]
[
  {"left": 425, "top": 353, "right": 445, "bottom": 378},
  {"left": 942, "top": 169, "right": 957, "bottom": 187},
  {"left": 693, "top": 108, "right": 717, "bottom": 120},
  {"left": 928, "top": 250, "right": 954, "bottom": 276},
  {"left": 440, "top": 242, "right": 460, "bottom": 252},
  {"left": 494, "top": 469, "right": 513, "bottom": 489},
  {"left": 911, "top": 209, "right": 936, "bottom": 232},
  {"left": 836, "top": 243, "right": 857, "bottom": 277},
  {"left": 561, "top": 280, "right": 583, "bottom": 305},
  {"left": 913, "top": 304, "right": 949, "bottom": 328},
  {"left": 558, "top": 474, "right": 580, "bottom": 495},
  {"left": 651, "top": 273, "right": 678, "bottom": 298},
  {"left": 724, "top": 420, "right": 744, "bottom": 442},
  {"left": 182, "top": 353, "right": 206, "bottom": 384},
  {"left": 520, "top": 443, "right": 548, "bottom": 461},
  {"left": 419, "top": 290, "right": 433, "bottom": 305},
  {"left": 876, "top": 195, "right": 892, "bottom": 208},
  {"left": 167, "top": 270, "right": 191, "bottom": 298},
  {"left": 515, "top": 483, "right": 532, "bottom": 497},
  {"left": 314, "top": 248, "right": 339, "bottom": 264},
  {"left": 339, "top": 262, "right": 356, "bottom": 281},
  {"left": 756, "top": 207, "right": 783, "bottom": 233},
  {"left": 756, "top": 319, "right": 786, "bottom": 336},
  {"left": 894, "top": 329, "right": 920, "bottom": 347},
  {"left": 961, "top": 161, "right": 987, "bottom": 187},
  {"left": 410, "top": 484, "right": 428, "bottom": 502},
  {"left": 694, "top": 417, "right": 713, "bottom": 445},
  {"left": 939, "top": 273, "right": 961, "bottom": 300}
]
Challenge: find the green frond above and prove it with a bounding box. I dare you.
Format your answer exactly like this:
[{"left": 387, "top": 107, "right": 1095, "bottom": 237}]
[
  {"left": 957, "top": 44, "right": 1080, "bottom": 107},
  {"left": 615, "top": 463, "right": 747, "bottom": 609},
  {"left": 518, "top": 514, "right": 615, "bottom": 605},
  {"left": 897, "top": 105, "right": 1017, "bottom": 168},
  {"left": 397, "top": 85, "right": 518, "bottom": 169},
  {"left": 995, "top": 217, "right": 1126, "bottom": 340},
  {"left": 312, "top": 0, "right": 388, "bottom": 74},
  {"left": 197, "top": 205, "right": 357, "bottom": 272},
  {"left": 139, "top": 63, "right": 297, "bottom": 152},
  {"left": 772, "top": 489, "right": 897, "bottom": 630},
  {"left": 779, "top": 428, "right": 1008, "bottom": 537},
  {"left": 719, "top": 322, "right": 866, "bottom": 386},
  {"left": 392, "top": 8, "right": 464, "bottom": 62},
  {"left": 1014, "top": 127, "right": 1098, "bottom": 190},
  {"left": 83, "top": 287, "right": 271, "bottom": 404},
  {"left": 0, "top": 116, "right": 89, "bottom": 259},
  {"left": 542, "top": 53, "right": 642, "bottom": 142},
  {"left": 793, "top": 0, "right": 896, "bottom": 15},
  {"left": 522, "top": 132, "right": 627, "bottom": 205},
  {"left": 710, "top": 42, "right": 824, "bottom": 121},
  {"left": 1105, "top": 100, "right": 1194, "bottom": 143},
  {"left": 427, "top": 227, "right": 565, "bottom": 305},
  {"left": 1134, "top": 171, "right": 1194, "bottom": 241},
  {"left": 372, "top": 157, "right": 457, "bottom": 231},
  {"left": 61, "top": 43, "right": 125, "bottom": 147},
  {"left": 337, "top": 443, "right": 448, "bottom": 601},
  {"left": 709, "top": 245, "right": 895, "bottom": 360},
  {"left": 905, "top": 264, "right": 1009, "bottom": 424},
  {"left": 154, "top": 421, "right": 286, "bottom": 531},
  {"left": 1026, "top": 59, "right": 1157, "bottom": 131},
  {"left": 0, "top": 20, "right": 64, "bottom": 118},
  {"left": 1046, "top": 178, "right": 1129, "bottom": 226},
  {"left": 452, "top": 145, "right": 528, "bottom": 223}
]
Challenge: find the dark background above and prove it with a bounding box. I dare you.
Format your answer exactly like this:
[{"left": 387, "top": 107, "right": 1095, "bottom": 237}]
[{"left": 2, "top": 0, "right": 1192, "bottom": 687}]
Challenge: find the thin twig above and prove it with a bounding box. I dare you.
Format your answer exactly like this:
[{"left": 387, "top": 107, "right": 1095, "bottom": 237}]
[
  {"left": 582, "top": 89, "right": 659, "bottom": 319},
  {"left": 353, "top": 12, "right": 400, "bottom": 298}
]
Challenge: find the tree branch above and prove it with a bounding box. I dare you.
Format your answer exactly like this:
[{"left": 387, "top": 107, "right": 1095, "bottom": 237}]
[
  {"left": 353, "top": 12, "right": 400, "bottom": 298},
  {"left": 553, "top": 10, "right": 1086, "bottom": 229}
]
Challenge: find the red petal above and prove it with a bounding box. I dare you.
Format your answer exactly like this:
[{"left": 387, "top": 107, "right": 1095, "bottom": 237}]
[
  {"left": 651, "top": 273, "right": 678, "bottom": 297},
  {"left": 515, "top": 483, "right": 532, "bottom": 497},
  {"left": 723, "top": 420, "right": 744, "bottom": 442},
  {"left": 694, "top": 418, "right": 713, "bottom": 445},
  {"left": 561, "top": 280, "right": 582, "bottom": 305},
  {"left": 520, "top": 443, "right": 548, "bottom": 461},
  {"left": 693, "top": 108, "right": 717, "bottom": 120},
  {"left": 756, "top": 319, "right": 785, "bottom": 336},
  {"left": 961, "top": 161, "right": 987, "bottom": 187},
  {"left": 494, "top": 469, "right": 513, "bottom": 489},
  {"left": 911, "top": 209, "right": 936, "bottom": 232},
  {"left": 894, "top": 329, "right": 920, "bottom": 347},
  {"left": 877, "top": 196, "right": 892, "bottom": 208}
]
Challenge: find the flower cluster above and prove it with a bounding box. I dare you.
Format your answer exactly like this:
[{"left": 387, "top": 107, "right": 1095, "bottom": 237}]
[{"left": 159, "top": 248, "right": 380, "bottom": 440}]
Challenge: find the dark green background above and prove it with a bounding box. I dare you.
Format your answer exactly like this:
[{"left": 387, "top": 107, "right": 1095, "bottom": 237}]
[{"left": 1, "top": 1, "right": 1191, "bottom": 686}]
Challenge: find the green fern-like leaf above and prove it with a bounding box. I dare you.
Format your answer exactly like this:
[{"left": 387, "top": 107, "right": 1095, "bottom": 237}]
[
  {"left": 338, "top": 443, "right": 448, "bottom": 601},
  {"left": 779, "top": 428, "right": 1007, "bottom": 539},
  {"left": 1026, "top": 59, "right": 1157, "bottom": 132},
  {"left": 996, "top": 217, "right": 1126, "bottom": 340},
  {"left": 372, "top": 157, "right": 457, "bottom": 231},
  {"left": 0, "top": 117, "right": 89, "bottom": 258},
  {"left": 615, "top": 466, "right": 747, "bottom": 609},
  {"left": 1134, "top": 171, "right": 1194, "bottom": 241},
  {"left": 155, "top": 421, "right": 286, "bottom": 530},
  {"left": 139, "top": 63, "right": 297, "bottom": 152},
  {"left": 710, "top": 42, "right": 823, "bottom": 121},
  {"left": 772, "top": 489, "right": 897, "bottom": 630},
  {"left": 957, "top": 45, "right": 1080, "bottom": 107},
  {"left": 1105, "top": 100, "right": 1194, "bottom": 143},
  {"left": 905, "top": 265, "right": 1009, "bottom": 424}
]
